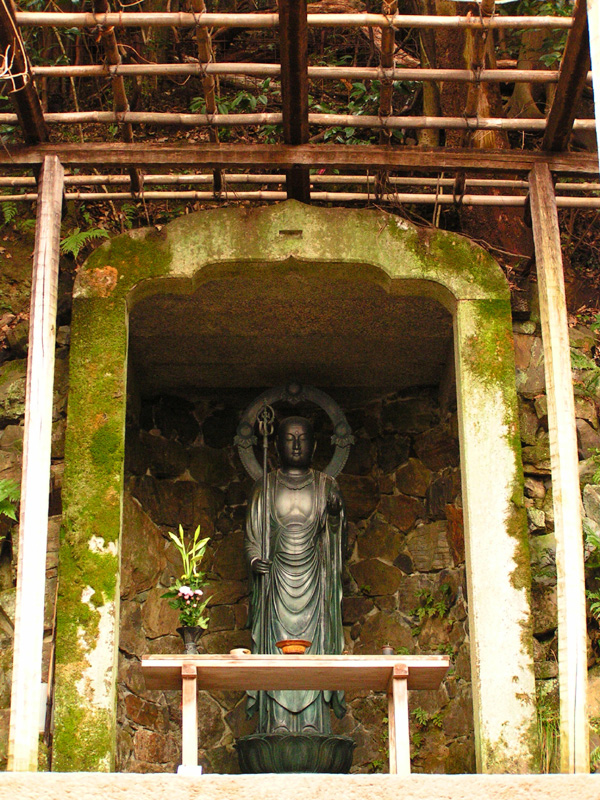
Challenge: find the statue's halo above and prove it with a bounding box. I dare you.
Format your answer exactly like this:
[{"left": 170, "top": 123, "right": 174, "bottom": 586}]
[{"left": 234, "top": 383, "right": 354, "bottom": 481}]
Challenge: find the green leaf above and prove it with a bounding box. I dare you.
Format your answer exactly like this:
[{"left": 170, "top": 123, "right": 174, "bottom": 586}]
[{"left": 60, "top": 227, "right": 109, "bottom": 259}]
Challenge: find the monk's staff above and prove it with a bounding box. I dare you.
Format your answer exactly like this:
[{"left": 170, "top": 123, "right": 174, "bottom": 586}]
[{"left": 257, "top": 404, "right": 274, "bottom": 654}]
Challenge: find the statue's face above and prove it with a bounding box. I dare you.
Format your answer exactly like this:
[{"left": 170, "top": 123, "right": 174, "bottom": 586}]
[{"left": 277, "top": 419, "right": 314, "bottom": 470}]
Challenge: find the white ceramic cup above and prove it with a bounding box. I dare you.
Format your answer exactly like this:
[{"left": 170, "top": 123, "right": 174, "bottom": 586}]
[{"left": 230, "top": 648, "right": 251, "bottom": 657}]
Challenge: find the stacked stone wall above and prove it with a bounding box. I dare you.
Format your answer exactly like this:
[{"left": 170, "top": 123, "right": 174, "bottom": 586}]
[{"left": 118, "top": 388, "right": 471, "bottom": 774}]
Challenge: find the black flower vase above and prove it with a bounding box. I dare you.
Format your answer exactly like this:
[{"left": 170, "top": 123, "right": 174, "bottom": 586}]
[{"left": 177, "top": 625, "right": 204, "bottom": 655}]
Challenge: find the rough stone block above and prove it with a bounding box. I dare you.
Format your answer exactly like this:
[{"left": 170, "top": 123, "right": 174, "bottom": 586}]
[
  {"left": 354, "top": 610, "right": 414, "bottom": 655},
  {"left": 414, "top": 425, "right": 460, "bottom": 472},
  {"left": 382, "top": 397, "right": 439, "bottom": 433},
  {"left": 518, "top": 400, "right": 540, "bottom": 446},
  {"left": 514, "top": 335, "right": 545, "bottom": 396},
  {"left": 357, "top": 516, "right": 404, "bottom": 562},
  {"left": 337, "top": 475, "right": 380, "bottom": 521},
  {"left": 121, "top": 493, "right": 167, "bottom": 600},
  {"left": 120, "top": 601, "right": 149, "bottom": 656},
  {"left": 397, "top": 574, "right": 430, "bottom": 614},
  {"left": 213, "top": 530, "right": 247, "bottom": 581},
  {"left": 379, "top": 494, "right": 424, "bottom": 533},
  {"left": 189, "top": 445, "right": 234, "bottom": 486},
  {"left": 208, "top": 604, "right": 235, "bottom": 632},
  {"left": 129, "top": 475, "right": 219, "bottom": 534},
  {"left": 587, "top": 664, "right": 600, "bottom": 719},
  {"left": 527, "top": 507, "right": 545, "bottom": 532},
  {"left": 342, "top": 596, "right": 375, "bottom": 625},
  {"left": 375, "top": 434, "right": 411, "bottom": 474},
  {"left": 141, "top": 588, "right": 180, "bottom": 640},
  {"left": 418, "top": 616, "right": 453, "bottom": 653},
  {"left": 521, "top": 431, "right": 551, "bottom": 470},
  {"left": 524, "top": 477, "right": 546, "bottom": 500},
  {"left": 132, "top": 729, "right": 179, "bottom": 764},
  {"left": 444, "top": 505, "right": 464, "bottom": 566},
  {"left": 426, "top": 469, "right": 461, "bottom": 520},
  {"left": 577, "top": 419, "right": 600, "bottom": 460},
  {"left": 0, "top": 359, "right": 26, "bottom": 425},
  {"left": 406, "top": 522, "right": 453, "bottom": 573},
  {"left": 124, "top": 694, "right": 169, "bottom": 732},
  {"left": 584, "top": 484, "right": 600, "bottom": 527},
  {"left": 350, "top": 558, "right": 404, "bottom": 597},
  {"left": 531, "top": 584, "right": 557, "bottom": 636},
  {"left": 575, "top": 396, "right": 598, "bottom": 428},
  {"left": 395, "top": 458, "right": 432, "bottom": 498},
  {"left": 442, "top": 689, "right": 474, "bottom": 738},
  {"left": 343, "top": 437, "right": 374, "bottom": 476}
]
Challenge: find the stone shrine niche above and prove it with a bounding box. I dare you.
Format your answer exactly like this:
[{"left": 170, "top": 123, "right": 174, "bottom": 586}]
[
  {"left": 118, "top": 383, "right": 471, "bottom": 774},
  {"left": 56, "top": 202, "right": 536, "bottom": 774}
]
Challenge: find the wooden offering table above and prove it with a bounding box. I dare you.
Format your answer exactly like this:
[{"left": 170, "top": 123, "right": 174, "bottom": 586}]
[{"left": 141, "top": 654, "right": 449, "bottom": 775}]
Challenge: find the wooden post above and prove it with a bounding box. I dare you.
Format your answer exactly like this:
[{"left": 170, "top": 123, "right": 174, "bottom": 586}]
[
  {"left": 529, "top": 162, "right": 589, "bottom": 773},
  {"left": 279, "top": 0, "right": 310, "bottom": 202},
  {"left": 181, "top": 663, "right": 198, "bottom": 768},
  {"left": 7, "top": 154, "right": 64, "bottom": 771},
  {"left": 543, "top": 0, "right": 591, "bottom": 152},
  {"left": 387, "top": 664, "right": 410, "bottom": 775},
  {"left": 587, "top": 0, "right": 600, "bottom": 160}
]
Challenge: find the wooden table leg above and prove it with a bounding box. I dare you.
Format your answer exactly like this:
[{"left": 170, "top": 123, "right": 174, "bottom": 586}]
[
  {"left": 181, "top": 663, "right": 198, "bottom": 768},
  {"left": 388, "top": 664, "right": 410, "bottom": 775}
]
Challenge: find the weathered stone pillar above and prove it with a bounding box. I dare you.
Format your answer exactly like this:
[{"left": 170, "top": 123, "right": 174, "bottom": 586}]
[{"left": 454, "top": 298, "right": 537, "bottom": 772}]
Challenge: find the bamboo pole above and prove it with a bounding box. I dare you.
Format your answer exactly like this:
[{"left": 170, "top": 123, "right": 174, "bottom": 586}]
[
  {"left": 0, "top": 110, "right": 593, "bottom": 131},
  {"left": 2, "top": 188, "right": 599, "bottom": 207},
  {"left": 7, "top": 154, "right": 64, "bottom": 772},
  {"left": 1, "top": 174, "right": 599, "bottom": 190},
  {"left": 30, "top": 63, "right": 589, "bottom": 83},
  {"left": 529, "top": 162, "right": 589, "bottom": 773},
  {"left": 14, "top": 12, "right": 574, "bottom": 30}
]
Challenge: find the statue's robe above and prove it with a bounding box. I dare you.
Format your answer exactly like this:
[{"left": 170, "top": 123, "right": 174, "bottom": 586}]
[{"left": 245, "top": 469, "right": 346, "bottom": 734}]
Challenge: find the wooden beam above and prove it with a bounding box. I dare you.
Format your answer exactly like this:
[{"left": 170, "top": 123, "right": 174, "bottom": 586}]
[
  {"left": 7, "top": 154, "right": 64, "bottom": 771},
  {"left": 587, "top": 0, "right": 600, "bottom": 161},
  {"left": 0, "top": 143, "right": 596, "bottom": 175},
  {"left": 543, "top": 0, "right": 591, "bottom": 151},
  {"left": 180, "top": 664, "right": 198, "bottom": 768},
  {"left": 529, "top": 162, "right": 589, "bottom": 773},
  {"left": 279, "top": 0, "right": 310, "bottom": 202},
  {"left": 0, "top": 0, "right": 47, "bottom": 144}
]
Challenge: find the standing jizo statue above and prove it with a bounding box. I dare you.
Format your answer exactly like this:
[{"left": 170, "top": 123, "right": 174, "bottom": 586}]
[{"left": 236, "top": 408, "right": 355, "bottom": 773}]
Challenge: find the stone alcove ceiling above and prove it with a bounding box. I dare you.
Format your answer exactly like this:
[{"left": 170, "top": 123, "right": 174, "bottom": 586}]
[{"left": 127, "top": 261, "right": 454, "bottom": 398}]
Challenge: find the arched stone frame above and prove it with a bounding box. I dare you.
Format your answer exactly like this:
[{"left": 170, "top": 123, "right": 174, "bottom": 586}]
[{"left": 53, "top": 201, "right": 537, "bottom": 773}]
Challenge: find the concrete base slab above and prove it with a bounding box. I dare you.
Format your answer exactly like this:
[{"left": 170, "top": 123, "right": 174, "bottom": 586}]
[{"left": 0, "top": 774, "right": 598, "bottom": 800}]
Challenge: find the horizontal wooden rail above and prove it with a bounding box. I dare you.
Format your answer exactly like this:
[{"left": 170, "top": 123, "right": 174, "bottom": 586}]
[
  {"left": 15, "top": 11, "right": 574, "bottom": 30},
  {"left": 28, "top": 63, "right": 591, "bottom": 84},
  {"left": 1, "top": 173, "right": 598, "bottom": 191},
  {"left": 0, "top": 110, "right": 595, "bottom": 131},
  {"left": 2, "top": 189, "right": 599, "bottom": 207},
  {"left": 0, "top": 143, "right": 595, "bottom": 175}
]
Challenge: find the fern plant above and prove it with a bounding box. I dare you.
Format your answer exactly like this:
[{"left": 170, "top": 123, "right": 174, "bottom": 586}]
[
  {"left": 0, "top": 478, "right": 19, "bottom": 522},
  {"left": 1, "top": 201, "right": 17, "bottom": 227},
  {"left": 0, "top": 477, "right": 20, "bottom": 550},
  {"left": 60, "top": 227, "right": 110, "bottom": 259}
]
